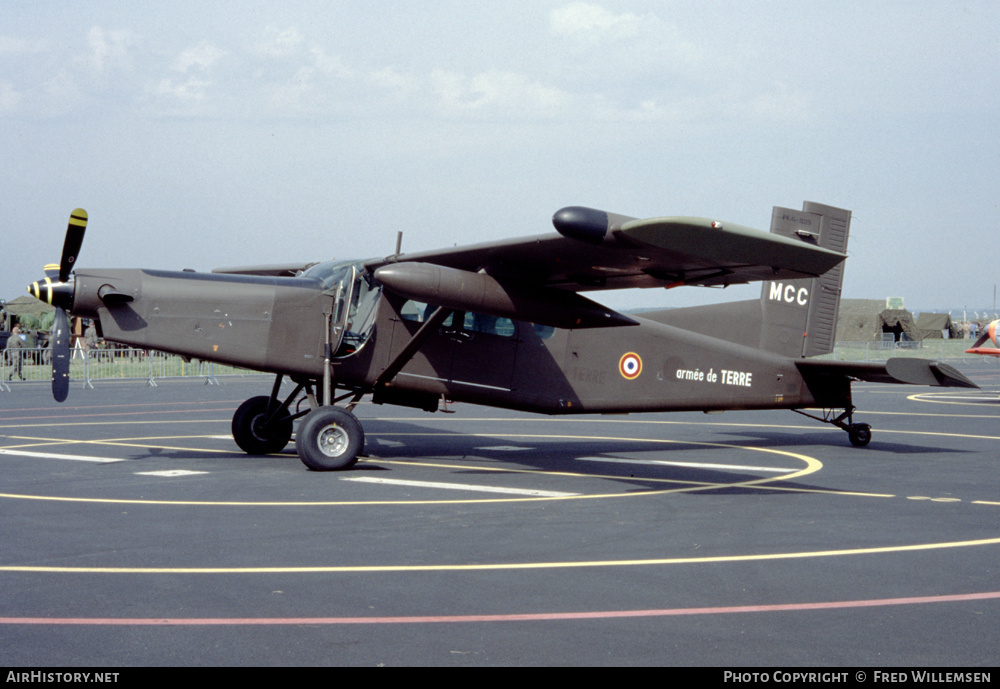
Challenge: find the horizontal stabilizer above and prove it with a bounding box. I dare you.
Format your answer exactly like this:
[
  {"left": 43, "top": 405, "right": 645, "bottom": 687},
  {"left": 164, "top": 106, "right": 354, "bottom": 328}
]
[
  {"left": 796, "top": 359, "right": 979, "bottom": 389},
  {"left": 884, "top": 358, "right": 979, "bottom": 388}
]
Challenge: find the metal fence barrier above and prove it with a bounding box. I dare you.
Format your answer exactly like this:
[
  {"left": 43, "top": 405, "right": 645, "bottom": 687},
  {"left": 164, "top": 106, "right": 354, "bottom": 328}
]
[
  {"left": 1, "top": 347, "right": 256, "bottom": 392},
  {"left": 824, "top": 340, "right": 985, "bottom": 362},
  {"left": 0, "top": 341, "right": 991, "bottom": 393}
]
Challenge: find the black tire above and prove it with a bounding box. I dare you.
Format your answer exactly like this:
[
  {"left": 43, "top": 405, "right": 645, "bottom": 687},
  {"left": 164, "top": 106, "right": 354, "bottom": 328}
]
[
  {"left": 232, "top": 396, "right": 293, "bottom": 455},
  {"left": 848, "top": 423, "right": 872, "bottom": 447},
  {"left": 295, "top": 407, "right": 364, "bottom": 471}
]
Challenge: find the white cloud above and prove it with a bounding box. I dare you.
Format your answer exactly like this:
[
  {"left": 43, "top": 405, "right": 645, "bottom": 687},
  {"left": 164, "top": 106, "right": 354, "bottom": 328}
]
[
  {"left": 150, "top": 76, "right": 212, "bottom": 102},
  {"left": 173, "top": 42, "right": 225, "bottom": 73},
  {"left": 255, "top": 26, "right": 306, "bottom": 59},
  {"left": 431, "top": 69, "right": 574, "bottom": 118},
  {"left": 549, "top": 2, "right": 652, "bottom": 43},
  {"left": 85, "top": 26, "right": 139, "bottom": 73},
  {"left": 309, "top": 46, "right": 353, "bottom": 78}
]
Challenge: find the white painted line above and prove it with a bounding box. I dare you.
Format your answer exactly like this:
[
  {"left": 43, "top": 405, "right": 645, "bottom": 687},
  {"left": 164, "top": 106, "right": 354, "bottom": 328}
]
[
  {"left": 474, "top": 445, "right": 532, "bottom": 452},
  {"left": 575, "top": 456, "right": 791, "bottom": 473},
  {"left": 0, "top": 448, "right": 123, "bottom": 464},
  {"left": 135, "top": 470, "right": 209, "bottom": 477},
  {"left": 342, "top": 476, "right": 577, "bottom": 497}
]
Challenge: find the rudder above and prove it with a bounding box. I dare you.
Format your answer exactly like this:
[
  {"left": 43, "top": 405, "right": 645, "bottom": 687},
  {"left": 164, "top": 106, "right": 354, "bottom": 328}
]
[{"left": 759, "top": 202, "right": 851, "bottom": 358}]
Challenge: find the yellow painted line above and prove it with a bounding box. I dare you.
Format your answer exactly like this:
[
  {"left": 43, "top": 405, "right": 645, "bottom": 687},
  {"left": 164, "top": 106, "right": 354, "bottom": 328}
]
[
  {"left": 0, "top": 434, "right": 239, "bottom": 456},
  {"left": 0, "top": 419, "right": 230, "bottom": 430},
  {"left": 0, "top": 433, "right": 829, "bottom": 505},
  {"left": 858, "top": 410, "right": 1000, "bottom": 419},
  {"left": 907, "top": 392, "right": 1000, "bottom": 408},
  {"left": 3, "top": 535, "right": 1000, "bottom": 574},
  {"left": 2, "top": 427, "right": 991, "bottom": 508},
  {"left": 375, "top": 457, "right": 891, "bottom": 499}
]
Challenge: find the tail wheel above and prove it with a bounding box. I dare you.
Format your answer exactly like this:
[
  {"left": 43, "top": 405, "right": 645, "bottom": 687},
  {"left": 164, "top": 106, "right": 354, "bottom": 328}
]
[
  {"left": 848, "top": 423, "right": 872, "bottom": 447},
  {"left": 232, "top": 396, "right": 293, "bottom": 455},
  {"left": 296, "top": 406, "right": 364, "bottom": 471}
]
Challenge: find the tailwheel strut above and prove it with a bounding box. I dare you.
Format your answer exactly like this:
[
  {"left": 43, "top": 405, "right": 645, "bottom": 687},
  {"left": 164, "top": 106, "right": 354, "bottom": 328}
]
[{"left": 793, "top": 406, "right": 872, "bottom": 448}]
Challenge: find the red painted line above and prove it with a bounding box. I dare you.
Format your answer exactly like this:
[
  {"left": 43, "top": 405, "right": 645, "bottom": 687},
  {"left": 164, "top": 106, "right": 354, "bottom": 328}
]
[{"left": 3, "top": 591, "right": 998, "bottom": 626}]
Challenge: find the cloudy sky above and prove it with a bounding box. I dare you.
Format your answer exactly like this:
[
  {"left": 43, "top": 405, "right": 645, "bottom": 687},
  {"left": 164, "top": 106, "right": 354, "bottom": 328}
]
[{"left": 3, "top": 1, "right": 998, "bottom": 314}]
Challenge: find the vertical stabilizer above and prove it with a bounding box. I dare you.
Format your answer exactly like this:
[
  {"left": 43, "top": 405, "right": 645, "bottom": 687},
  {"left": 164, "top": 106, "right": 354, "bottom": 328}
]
[{"left": 759, "top": 202, "right": 851, "bottom": 357}]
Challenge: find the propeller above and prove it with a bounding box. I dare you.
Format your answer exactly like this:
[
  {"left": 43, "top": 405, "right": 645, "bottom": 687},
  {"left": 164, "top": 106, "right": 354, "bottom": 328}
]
[
  {"left": 969, "top": 320, "right": 998, "bottom": 350},
  {"left": 51, "top": 306, "right": 70, "bottom": 402},
  {"left": 26, "top": 209, "right": 87, "bottom": 402},
  {"left": 59, "top": 209, "right": 88, "bottom": 283}
]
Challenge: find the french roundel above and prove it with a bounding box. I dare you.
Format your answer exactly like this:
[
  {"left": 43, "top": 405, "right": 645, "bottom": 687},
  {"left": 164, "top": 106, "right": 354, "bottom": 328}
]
[{"left": 619, "top": 352, "right": 642, "bottom": 380}]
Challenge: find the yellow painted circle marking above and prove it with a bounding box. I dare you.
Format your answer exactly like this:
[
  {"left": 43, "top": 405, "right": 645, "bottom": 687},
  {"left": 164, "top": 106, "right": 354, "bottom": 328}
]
[
  {"left": 2, "top": 535, "right": 999, "bottom": 574},
  {"left": 1, "top": 416, "right": 996, "bottom": 576},
  {"left": 907, "top": 392, "right": 1000, "bottom": 408},
  {"left": 0, "top": 432, "right": 822, "bottom": 506}
]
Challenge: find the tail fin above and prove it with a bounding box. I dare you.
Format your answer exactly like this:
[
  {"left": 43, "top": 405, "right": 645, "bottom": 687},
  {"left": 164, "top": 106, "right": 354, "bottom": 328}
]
[{"left": 758, "top": 202, "right": 851, "bottom": 358}]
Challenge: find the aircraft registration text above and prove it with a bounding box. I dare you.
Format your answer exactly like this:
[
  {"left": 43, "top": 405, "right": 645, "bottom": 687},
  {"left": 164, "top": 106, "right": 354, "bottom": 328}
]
[{"left": 769, "top": 282, "right": 809, "bottom": 306}]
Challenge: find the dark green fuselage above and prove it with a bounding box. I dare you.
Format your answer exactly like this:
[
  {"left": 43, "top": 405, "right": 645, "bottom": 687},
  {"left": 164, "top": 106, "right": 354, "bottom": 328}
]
[{"left": 70, "top": 267, "right": 839, "bottom": 415}]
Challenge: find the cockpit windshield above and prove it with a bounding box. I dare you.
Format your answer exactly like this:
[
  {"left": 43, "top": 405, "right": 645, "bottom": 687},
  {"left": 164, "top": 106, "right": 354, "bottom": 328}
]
[
  {"left": 301, "top": 259, "right": 358, "bottom": 291},
  {"left": 302, "top": 259, "right": 382, "bottom": 357}
]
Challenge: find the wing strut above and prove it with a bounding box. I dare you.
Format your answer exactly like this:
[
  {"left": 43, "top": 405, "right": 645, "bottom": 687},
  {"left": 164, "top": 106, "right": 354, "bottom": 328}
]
[{"left": 373, "top": 306, "right": 454, "bottom": 390}]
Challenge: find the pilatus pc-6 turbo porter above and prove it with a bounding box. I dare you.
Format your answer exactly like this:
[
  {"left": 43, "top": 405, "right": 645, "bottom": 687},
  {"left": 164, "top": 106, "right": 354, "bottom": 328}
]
[{"left": 29, "top": 202, "right": 977, "bottom": 470}]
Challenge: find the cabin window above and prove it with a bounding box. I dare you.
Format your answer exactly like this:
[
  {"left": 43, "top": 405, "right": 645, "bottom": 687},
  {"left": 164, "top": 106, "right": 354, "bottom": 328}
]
[
  {"left": 532, "top": 323, "right": 556, "bottom": 340},
  {"left": 400, "top": 300, "right": 514, "bottom": 337}
]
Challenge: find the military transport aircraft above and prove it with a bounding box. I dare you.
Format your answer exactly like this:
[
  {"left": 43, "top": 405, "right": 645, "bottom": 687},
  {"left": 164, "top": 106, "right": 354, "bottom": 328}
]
[
  {"left": 28, "top": 202, "right": 978, "bottom": 470},
  {"left": 965, "top": 320, "right": 999, "bottom": 357}
]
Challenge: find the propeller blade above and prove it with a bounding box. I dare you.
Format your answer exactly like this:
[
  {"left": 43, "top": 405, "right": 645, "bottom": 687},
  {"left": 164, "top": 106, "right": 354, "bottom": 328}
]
[
  {"left": 969, "top": 331, "right": 990, "bottom": 350},
  {"left": 52, "top": 307, "right": 70, "bottom": 403},
  {"left": 58, "top": 209, "right": 88, "bottom": 283}
]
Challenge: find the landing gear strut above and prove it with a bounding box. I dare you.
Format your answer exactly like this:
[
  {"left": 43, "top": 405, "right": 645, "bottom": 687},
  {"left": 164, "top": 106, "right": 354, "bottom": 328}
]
[{"left": 794, "top": 407, "right": 872, "bottom": 447}]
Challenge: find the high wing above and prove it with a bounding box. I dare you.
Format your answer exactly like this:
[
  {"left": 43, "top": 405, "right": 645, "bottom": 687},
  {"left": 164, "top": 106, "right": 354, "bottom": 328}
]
[
  {"left": 364, "top": 206, "right": 847, "bottom": 293},
  {"left": 212, "top": 262, "right": 319, "bottom": 277}
]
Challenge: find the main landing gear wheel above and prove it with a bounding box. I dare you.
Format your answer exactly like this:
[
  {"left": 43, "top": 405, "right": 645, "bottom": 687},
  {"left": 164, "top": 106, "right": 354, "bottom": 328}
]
[
  {"left": 295, "top": 406, "right": 365, "bottom": 471},
  {"left": 232, "top": 396, "right": 293, "bottom": 455},
  {"left": 848, "top": 423, "right": 872, "bottom": 448}
]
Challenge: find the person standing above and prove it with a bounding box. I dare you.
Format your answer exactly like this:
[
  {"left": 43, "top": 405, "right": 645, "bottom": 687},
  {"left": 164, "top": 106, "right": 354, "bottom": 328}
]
[{"left": 6, "top": 324, "right": 25, "bottom": 381}]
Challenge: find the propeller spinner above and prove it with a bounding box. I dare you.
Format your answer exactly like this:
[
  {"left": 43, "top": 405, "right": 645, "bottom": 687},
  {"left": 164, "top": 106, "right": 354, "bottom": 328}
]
[{"left": 26, "top": 209, "right": 88, "bottom": 402}]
